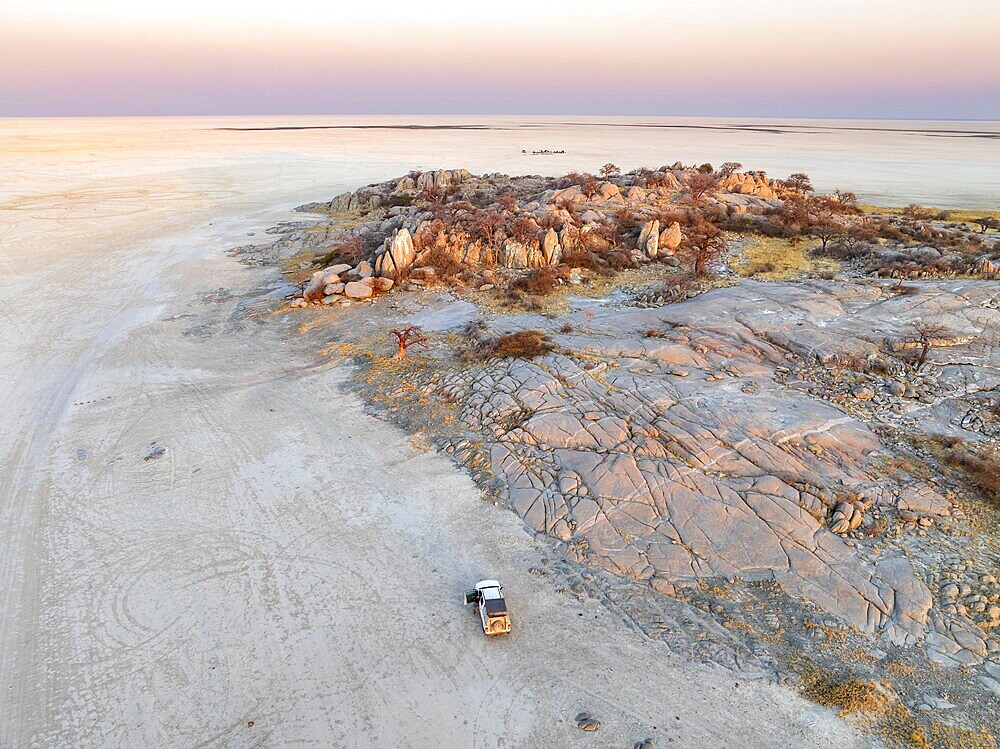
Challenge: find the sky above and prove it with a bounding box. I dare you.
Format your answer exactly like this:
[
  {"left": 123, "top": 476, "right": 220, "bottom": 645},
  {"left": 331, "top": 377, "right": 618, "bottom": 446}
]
[{"left": 2, "top": 0, "right": 999, "bottom": 118}]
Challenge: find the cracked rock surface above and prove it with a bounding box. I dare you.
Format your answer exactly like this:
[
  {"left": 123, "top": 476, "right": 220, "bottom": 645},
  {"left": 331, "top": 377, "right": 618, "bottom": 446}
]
[{"left": 438, "top": 280, "right": 1000, "bottom": 663}]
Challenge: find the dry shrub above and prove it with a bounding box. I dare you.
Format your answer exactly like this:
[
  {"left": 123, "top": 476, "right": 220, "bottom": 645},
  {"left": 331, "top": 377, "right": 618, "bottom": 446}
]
[
  {"left": 509, "top": 266, "right": 568, "bottom": 294},
  {"left": 802, "top": 676, "right": 890, "bottom": 717},
  {"left": 497, "top": 289, "right": 546, "bottom": 312},
  {"left": 943, "top": 443, "right": 1000, "bottom": 507},
  {"left": 420, "top": 245, "right": 465, "bottom": 282},
  {"left": 477, "top": 330, "right": 552, "bottom": 360},
  {"left": 313, "top": 234, "right": 367, "bottom": 269},
  {"left": 744, "top": 260, "right": 777, "bottom": 275},
  {"left": 865, "top": 514, "right": 889, "bottom": 537}
]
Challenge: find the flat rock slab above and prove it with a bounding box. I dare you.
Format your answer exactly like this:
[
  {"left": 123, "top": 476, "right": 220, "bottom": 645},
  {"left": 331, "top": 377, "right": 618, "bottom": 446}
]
[
  {"left": 446, "top": 280, "right": 1000, "bottom": 647},
  {"left": 407, "top": 300, "right": 480, "bottom": 332}
]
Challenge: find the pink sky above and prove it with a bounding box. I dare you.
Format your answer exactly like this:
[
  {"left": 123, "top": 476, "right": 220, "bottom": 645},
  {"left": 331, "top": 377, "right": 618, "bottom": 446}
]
[{"left": 3, "top": 0, "right": 998, "bottom": 118}]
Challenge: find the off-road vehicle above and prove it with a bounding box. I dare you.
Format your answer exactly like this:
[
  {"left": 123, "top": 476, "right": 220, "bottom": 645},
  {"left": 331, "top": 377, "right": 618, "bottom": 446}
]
[{"left": 464, "top": 580, "right": 511, "bottom": 636}]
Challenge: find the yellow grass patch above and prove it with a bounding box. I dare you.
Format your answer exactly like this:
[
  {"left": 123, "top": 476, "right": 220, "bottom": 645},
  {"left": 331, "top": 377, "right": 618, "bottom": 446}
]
[
  {"left": 738, "top": 235, "right": 840, "bottom": 279},
  {"left": 859, "top": 204, "right": 1000, "bottom": 233}
]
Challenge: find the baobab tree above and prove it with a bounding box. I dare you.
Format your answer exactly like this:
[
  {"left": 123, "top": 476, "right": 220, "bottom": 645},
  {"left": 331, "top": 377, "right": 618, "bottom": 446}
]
[{"left": 390, "top": 326, "right": 428, "bottom": 359}]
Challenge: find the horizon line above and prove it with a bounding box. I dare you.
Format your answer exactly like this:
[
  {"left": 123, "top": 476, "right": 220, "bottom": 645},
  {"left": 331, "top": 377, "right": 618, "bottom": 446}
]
[{"left": 3, "top": 112, "right": 1000, "bottom": 123}]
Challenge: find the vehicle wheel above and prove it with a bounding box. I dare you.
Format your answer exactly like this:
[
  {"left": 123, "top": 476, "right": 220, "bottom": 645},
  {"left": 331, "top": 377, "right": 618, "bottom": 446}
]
[{"left": 464, "top": 589, "right": 478, "bottom": 605}]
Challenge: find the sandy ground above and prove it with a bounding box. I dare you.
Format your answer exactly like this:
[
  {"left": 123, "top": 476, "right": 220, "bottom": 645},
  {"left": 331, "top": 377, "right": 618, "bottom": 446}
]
[{"left": 0, "top": 155, "right": 861, "bottom": 747}]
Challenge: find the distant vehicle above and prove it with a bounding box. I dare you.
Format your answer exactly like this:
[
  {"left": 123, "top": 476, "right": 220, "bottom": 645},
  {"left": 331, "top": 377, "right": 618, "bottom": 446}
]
[{"left": 464, "top": 580, "right": 511, "bottom": 636}]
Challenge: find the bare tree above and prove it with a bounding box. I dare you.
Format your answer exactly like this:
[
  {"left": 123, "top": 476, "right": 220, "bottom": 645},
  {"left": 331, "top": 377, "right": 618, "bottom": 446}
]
[
  {"left": 578, "top": 174, "right": 600, "bottom": 200},
  {"left": 497, "top": 191, "right": 518, "bottom": 213},
  {"left": 682, "top": 214, "right": 725, "bottom": 277},
  {"left": 719, "top": 162, "right": 743, "bottom": 177},
  {"left": 471, "top": 209, "right": 504, "bottom": 248},
  {"left": 972, "top": 216, "right": 999, "bottom": 233},
  {"left": 509, "top": 215, "right": 539, "bottom": 245},
  {"left": 390, "top": 326, "right": 428, "bottom": 359},
  {"left": 683, "top": 171, "right": 721, "bottom": 207},
  {"left": 599, "top": 163, "right": 621, "bottom": 180},
  {"left": 908, "top": 320, "right": 951, "bottom": 370},
  {"left": 808, "top": 215, "right": 847, "bottom": 252},
  {"left": 783, "top": 173, "right": 814, "bottom": 194},
  {"left": 834, "top": 189, "right": 859, "bottom": 210}
]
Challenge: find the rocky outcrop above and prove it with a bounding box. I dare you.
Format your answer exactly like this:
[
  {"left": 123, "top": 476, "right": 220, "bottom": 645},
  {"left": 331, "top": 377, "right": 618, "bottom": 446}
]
[
  {"left": 551, "top": 186, "right": 588, "bottom": 205},
  {"left": 438, "top": 280, "right": 1000, "bottom": 652},
  {"left": 375, "top": 228, "right": 415, "bottom": 278},
  {"left": 722, "top": 172, "right": 777, "bottom": 199},
  {"left": 410, "top": 169, "right": 471, "bottom": 193}
]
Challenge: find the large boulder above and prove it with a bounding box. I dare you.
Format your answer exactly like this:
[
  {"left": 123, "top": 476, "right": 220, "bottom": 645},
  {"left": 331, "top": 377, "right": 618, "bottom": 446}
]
[
  {"left": 415, "top": 172, "right": 435, "bottom": 192},
  {"left": 501, "top": 240, "right": 528, "bottom": 269},
  {"left": 974, "top": 256, "right": 999, "bottom": 277},
  {"left": 322, "top": 263, "right": 353, "bottom": 284},
  {"left": 394, "top": 175, "right": 416, "bottom": 193},
  {"left": 375, "top": 228, "right": 416, "bottom": 278},
  {"left": 303, "top": 270, "right": 327, "bottom": 302},
  {"left": 659, "top": 222, "right": 683, "bottom": 253},
  {"left": 598, "top": 182, "right": 624, "bottom": 203},
  {"left": 551, "top": 186, "right": 587, "bottom": 204},
  {"left": 461, "top": 240, "right": 482, "bottom": 267},
  {"left": 329, "top": 192, "right": 352, "bottom": 212},
  {"left": 542, "top": 228, "right": 562, "bottom": 265},
  {"left": 343, "top": 281, "right": 373, "bottom": 299},
  {"left": 637, "top": 220, "right": 660, "bottom": 258},
  {"left": 559, "top": 225, "right": 580, "bottom": 252}
]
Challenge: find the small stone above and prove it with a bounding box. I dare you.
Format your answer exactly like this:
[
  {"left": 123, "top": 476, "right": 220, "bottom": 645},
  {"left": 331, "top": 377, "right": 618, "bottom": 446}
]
[{"left": 575, "top": 712, "right": 600, "bottom": 732}]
